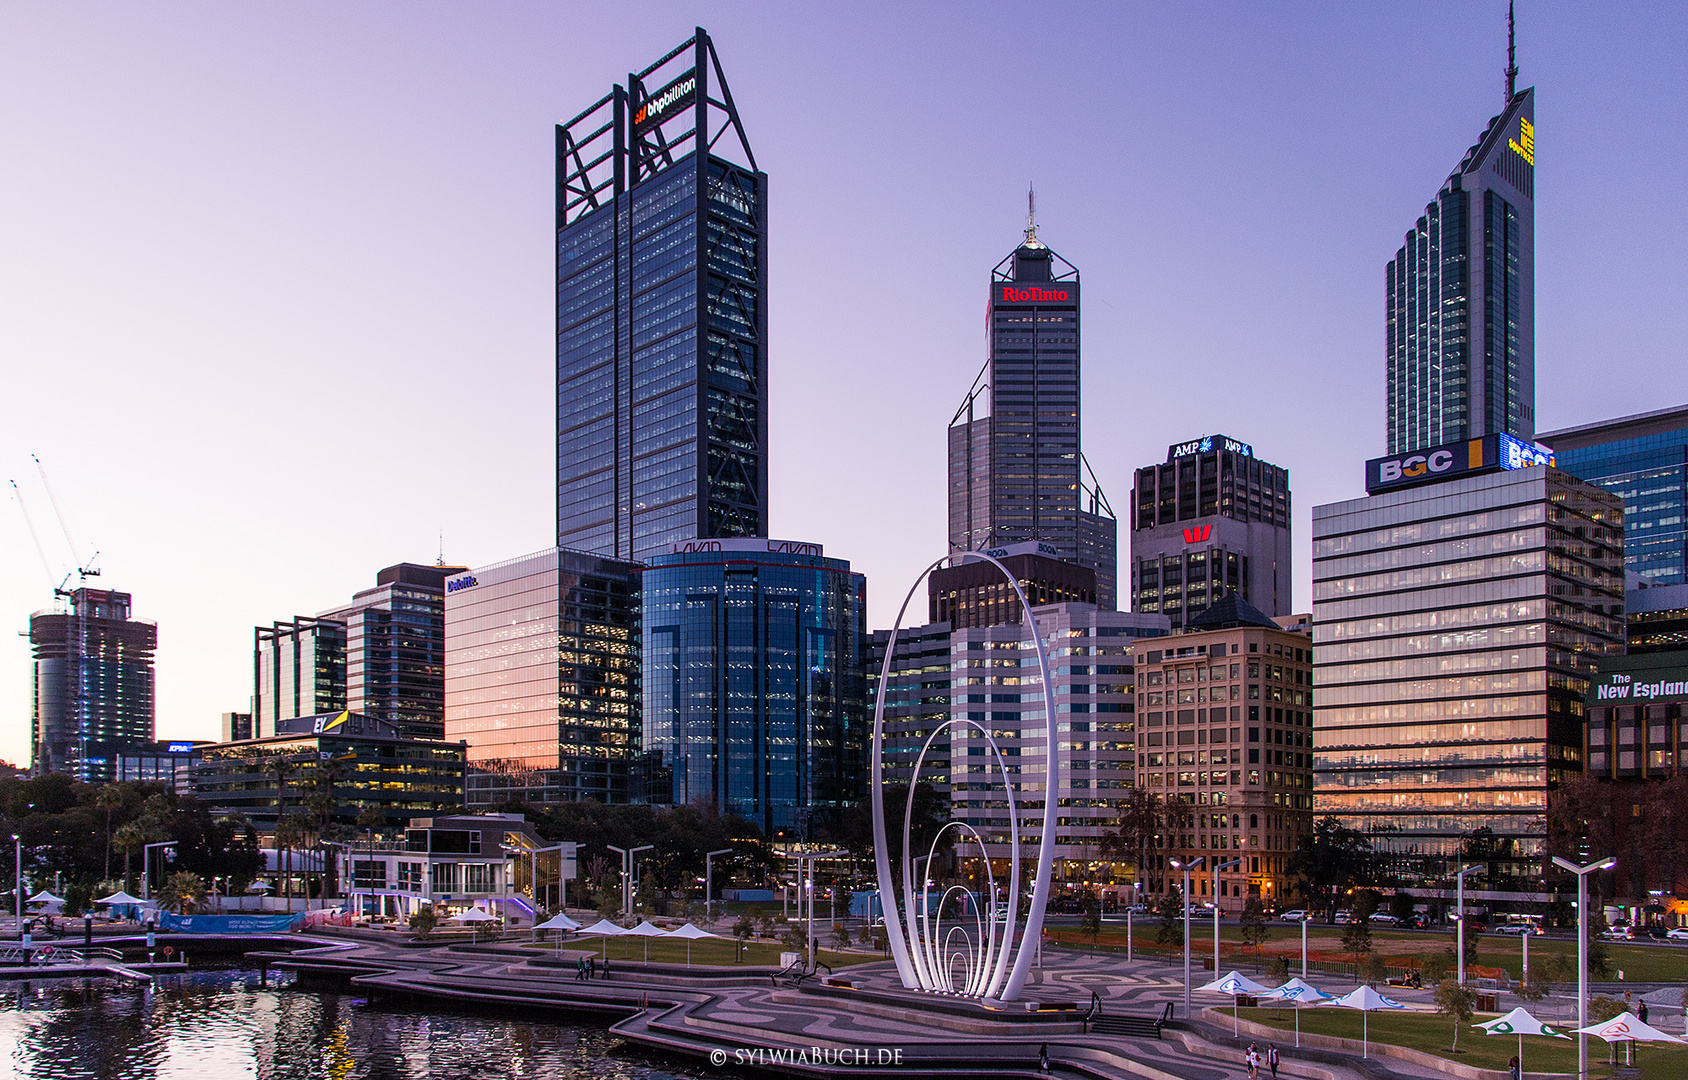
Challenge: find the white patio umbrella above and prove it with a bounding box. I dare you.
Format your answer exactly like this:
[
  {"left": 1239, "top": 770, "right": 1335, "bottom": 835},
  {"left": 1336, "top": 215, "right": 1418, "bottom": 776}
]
[
  {"left": 1319, "top": 984, "right": 1406, "bottom": 1058},
  {"left": 1196, "top": 970, "right": 1276, "bottom": 1035},
  {"left": 621, "top": 919, "right": 670, "bottom": 963},
  {"left": 666, "top": 921, "right": 717, "bottom": 966},
  {"left": 576, "top": 918, "right": 627, "bottom": 959},
  {"left": 26, "top": 891, "right": 65, "bottom": 910},
  {"left": 534, "top": 912, "right": 581, "bottom": 957},
  {"left": 449, "top": 906, "right": 496, "bottom": 944},
  {"left": 1476, "top": 1006, "right": 1570, "bottom": 1074},
  {"left": 1262, "top": 978, "right": 1335, "bottom": 1047},
  {"left": 94, "top": 890, "right": 145, "bottom": 906},
  {"left": 1573, "top": 1011, "right": 1687, "bottom": 1068}
]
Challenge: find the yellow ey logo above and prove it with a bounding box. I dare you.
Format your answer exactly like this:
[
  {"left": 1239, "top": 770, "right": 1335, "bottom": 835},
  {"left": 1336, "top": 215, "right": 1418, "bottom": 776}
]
[{"left": 1509, "top": 117, "right": 1534, "bottom": 166}]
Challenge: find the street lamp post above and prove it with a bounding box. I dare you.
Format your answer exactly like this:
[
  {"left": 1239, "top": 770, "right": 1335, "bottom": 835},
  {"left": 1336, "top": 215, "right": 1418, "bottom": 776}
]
[
  {"left": 1453, "top": 864, "right": 1481, "bottom": 986},
  {"left": 704, "top": 848, "right": 733, "bottom": 926},
  {"left": 11, "top": 834, "right": 19, "bottom": 930},
  {"left": 141, "top": 842, "right": 176, "bottom": 903},
  {"left": 1301, "top": 913, "right": 1308, "bottom": 979},
  {"left": 606, "top": 845, "right": 653, "bottom": 918},
  {"left": 1552, "top": 855, "right": 1617, "bottom": 1080},
  {"left": 1213, "top": 858, "right": 1241, "bottom": 973},
  {"left": 1170, "top": 856, "right": 1205, "bottom": 1018}
]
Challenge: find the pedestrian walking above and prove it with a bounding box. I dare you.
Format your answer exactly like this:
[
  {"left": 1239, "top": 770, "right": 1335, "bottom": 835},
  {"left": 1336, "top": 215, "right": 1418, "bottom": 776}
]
[
  {"left": 1268, "top": 1043, "right": 1279, "bottom": 1079},
  {"left": 1245, "top": 1042, "right": 1260, "bottom": 1080},
  {"left": 1038, "top": 1042, "right": 1050, "bottom": 1073},
  {"left": 587, "top": 956, "right": 595, "bottom": 980},
  {"left": 1507, "top": 1053, "right": 1520, "bottom": 1080},
  {"left": 1638, "top": 999, "right": 1649, "bottom": 1024}
]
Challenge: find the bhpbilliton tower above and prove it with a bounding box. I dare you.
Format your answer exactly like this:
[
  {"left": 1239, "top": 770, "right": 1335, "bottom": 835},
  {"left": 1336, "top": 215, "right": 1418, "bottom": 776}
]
[
  {"left": 948, "top": 201, "right": 1118, "bottom": 606},
  {"left": 1385, "top": 38, "right": 1535, "bottom": 455},
  {"left": 555, "top": 29, "right": 767, "bottom": 561}
]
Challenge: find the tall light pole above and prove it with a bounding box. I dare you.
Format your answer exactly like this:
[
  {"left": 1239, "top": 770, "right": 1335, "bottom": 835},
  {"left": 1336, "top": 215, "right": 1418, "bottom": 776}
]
[
  {"left": 704, "top": 848, "right": 732, "bottom": 926},
  {"left": 1553, "top": 855, "right": 1616, "bottom": 1080},
  {"left": 1213, "top": 858, "right": 1241, "bottom": 973},
  {"left": 1301, "top": 913, "right": 1309, "bottom": 979},
  {"left": 607, "top": 845, "right": 653, "bottom": 917},
  {"left": 803, "top": 850, "right": 849, "bottom": 970},
  {"left": 141, "top": 842, "right": 176, "bottom": 902},
  {"left": 1453, "top": 864, "right": 1481, "bottom": 986},
  {"left": 1171, "top": 856, "right": 1205, "bottom": 1018},
  {"left": 11, "top": 834, "right": 19, "bottom": 929}
]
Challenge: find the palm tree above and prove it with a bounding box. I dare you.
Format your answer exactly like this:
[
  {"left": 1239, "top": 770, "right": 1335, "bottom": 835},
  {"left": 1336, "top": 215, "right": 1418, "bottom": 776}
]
[
  {"left": 113, "top": 822, "right": 146, "bottom": 894},
  {"left": 94, "top": 784, "right": 125, "bottom": 883},
  {"left": 275, "top": 814, "right": 308, "bottom": 909},
  {"left": 157, "top": 871, "right": 205, "bottom": 915}
]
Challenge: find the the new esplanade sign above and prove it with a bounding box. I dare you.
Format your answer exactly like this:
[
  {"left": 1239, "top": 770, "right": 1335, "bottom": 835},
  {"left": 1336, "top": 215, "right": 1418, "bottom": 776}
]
[{"left": 1365, "top": 433, "right": 1554, "bottom": 495}]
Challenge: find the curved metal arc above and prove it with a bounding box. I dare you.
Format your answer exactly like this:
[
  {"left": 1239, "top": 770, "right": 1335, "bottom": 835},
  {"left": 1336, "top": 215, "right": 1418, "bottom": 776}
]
[{"left": 869, "top": 555, "right": 950, "bottom": 990}]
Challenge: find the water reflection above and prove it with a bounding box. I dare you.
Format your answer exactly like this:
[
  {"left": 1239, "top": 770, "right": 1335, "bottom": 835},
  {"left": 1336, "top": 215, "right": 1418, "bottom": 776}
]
[{"left": 0, "top": 969, "right": 708, "bottom": 1080}]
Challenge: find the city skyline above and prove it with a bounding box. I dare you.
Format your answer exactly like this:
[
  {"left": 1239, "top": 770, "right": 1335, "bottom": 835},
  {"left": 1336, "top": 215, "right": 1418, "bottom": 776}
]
[{"left": 2, "top": 2, "right": 1684, "bottom": 763}]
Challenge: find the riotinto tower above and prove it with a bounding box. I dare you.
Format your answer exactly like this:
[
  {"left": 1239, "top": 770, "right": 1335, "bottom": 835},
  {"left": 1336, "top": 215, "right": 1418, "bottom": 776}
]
[
  {"left": 948, "top": 197, "right": 1118, "bottom": 607},
  {"left": 555, "top": 28, "right": 767, "bottom": 562},
  {"left": 1385, "top": 15, "right": 1535, "bottom": 455}
]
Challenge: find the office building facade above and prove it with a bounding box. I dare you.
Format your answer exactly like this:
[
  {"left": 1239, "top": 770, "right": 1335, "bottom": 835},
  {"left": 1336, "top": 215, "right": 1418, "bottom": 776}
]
[
  {"left": 1133, "top": 600, "right": 1313, "bottom": 909},
  {"left": 947, "top": 211, "right": 1117, "bottom": 607},
  {"left": 29, "top": 587, "right": 156, "bottom": 783},
  {"left": 1386, "top": 83, "right": 1536, "bottom": 455},
  {"left": 640, "top": 539, "right": 865, "bottom": 838},
  {"left": 444, "top": 548, "right": 641, "bottom": 806},
  {"left": 253, "top": 563, "right": 461, "bottom": 741},
  {"left": 865, "top": 621, "right": 954, "bottom": 794},
  {"left": 1312, "top": 467, "right": 1625, "bottom": 888},
  {"left": 948, "top": 605, "right": 1166, "bottom": 900},
  {"left": 555, "top": 28, "right": 767, "bottom": 563},
  {"left": 928, "top": 542, "right": 1097, "bottom": 629},
  {"left": 1626, "top": 581, "right": 1688, "bottom": 654},
  {"left": 193, "top": 711, "right": 467, "bottom": 828},
  {"left": 1540, "top": 404, "right": 1688, "bottom": 586},
  {"left": 1130, "top": 435, "right": 1292, "bottom": 628}
]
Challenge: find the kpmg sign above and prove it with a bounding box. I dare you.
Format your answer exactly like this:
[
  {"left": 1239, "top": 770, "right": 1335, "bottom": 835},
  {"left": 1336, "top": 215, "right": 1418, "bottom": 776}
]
[
  {"left": 1169, "top": 435, "right": 1252, "bottom": 461},
  {"left": 1365, "top": 434, "right": 1556, "bottom": 495}
]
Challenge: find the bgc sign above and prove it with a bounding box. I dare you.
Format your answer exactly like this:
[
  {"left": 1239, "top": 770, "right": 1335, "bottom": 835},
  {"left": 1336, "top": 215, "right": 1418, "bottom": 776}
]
[{"left": 1365, "top": 434, "right": 1555, "bottom": 494}]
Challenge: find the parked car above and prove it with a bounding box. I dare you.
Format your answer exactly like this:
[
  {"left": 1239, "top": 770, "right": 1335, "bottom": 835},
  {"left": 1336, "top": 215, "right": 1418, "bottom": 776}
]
[
  {"left": 1279, "top": 910, "right": 1310, "bottom": 922},
  {"left": 1599, "top": 926, "right": 1634, "bottom": 941},
  {"left": 1369, "top": 913, "right": 1399, "bottom": 925},
  {"left": 1123, "top": 904, "right": 1152, "bottom": 916},
  {"left": 1492, "top": 924, "right": 1536, "bottom": 936},
  {"left": 1664, "top": 927, "right": 1688, "bottom": 941}
]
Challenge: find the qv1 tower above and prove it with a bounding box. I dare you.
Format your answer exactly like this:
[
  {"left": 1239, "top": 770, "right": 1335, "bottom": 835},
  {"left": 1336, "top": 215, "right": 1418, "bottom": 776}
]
[
  {"left": 948, "top": 196, "right": 1118, "bottom": 607},
  {"left": 1385, "top": 13, "right": 1535, "bottom": 456},
  {"left": 555, "top": 28, "right": 767, "bottom": 561}
]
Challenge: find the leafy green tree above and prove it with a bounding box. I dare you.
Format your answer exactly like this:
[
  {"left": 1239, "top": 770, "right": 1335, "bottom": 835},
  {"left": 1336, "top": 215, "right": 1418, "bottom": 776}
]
[
  {"left": 1104, "top": 787, "right": 1163, "bottom": 889},
  {"left": 1287, "top": 817, "right": 1373, "bottom": 922},
  {"left": 1419, "top": 950, "right": 1451, "bottom": 984},
  {"left": 1389, "top": 889, "right": 1416, "bottom": 923},
  {"left": 1435, "top": 979, "right": 1476, "bottom": 1052},
  {"left": 409, "top": 907, "right": 438, "bottom": 938},
  {"left": 836, "top": 782, "right": 952, "bottom": 888},
  {"left": 1341, "top": 890, "right": 1377, "bottom": 973},
  {"left": 1239, "top": 897, "right": 1269, "bottom": 952},
  {"left": 94, "top": 784, "right": 124, "bottom": 883}
]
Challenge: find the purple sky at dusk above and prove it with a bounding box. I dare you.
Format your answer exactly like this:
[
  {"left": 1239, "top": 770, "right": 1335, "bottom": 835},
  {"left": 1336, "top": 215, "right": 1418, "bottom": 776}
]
[{"left": 2, "top": 2, "right": 1683, "bottom": 762}]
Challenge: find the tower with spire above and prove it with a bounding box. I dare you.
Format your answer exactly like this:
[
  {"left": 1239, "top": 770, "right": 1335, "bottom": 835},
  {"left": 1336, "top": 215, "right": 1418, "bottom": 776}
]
[
  {"left": 947, "top": 191, "right": 1118, "bottom": 607},
  {"left": 1385, "top": 7, "right": 1536, "bottom": 455}
]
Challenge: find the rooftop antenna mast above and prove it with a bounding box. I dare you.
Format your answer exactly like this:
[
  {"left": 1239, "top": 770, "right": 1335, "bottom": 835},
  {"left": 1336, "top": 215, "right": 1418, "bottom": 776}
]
[
  {"left": 1504, "top": 0, "right": 1519, "bottom": 102},
  {"left": 1023, "top": 184, "right": 1044, "bottom": 248}
]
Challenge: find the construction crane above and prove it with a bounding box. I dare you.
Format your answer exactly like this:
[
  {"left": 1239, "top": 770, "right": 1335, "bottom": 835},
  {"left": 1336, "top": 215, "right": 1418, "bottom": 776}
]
[{"left": 10, "top": 457, "right": 103, "bottom": 780}]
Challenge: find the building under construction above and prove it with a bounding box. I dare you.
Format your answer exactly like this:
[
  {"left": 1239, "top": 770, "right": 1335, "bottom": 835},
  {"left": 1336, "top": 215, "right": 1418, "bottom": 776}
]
[{"left": 29, "top": 587, "right": 156, "bottom": 783}]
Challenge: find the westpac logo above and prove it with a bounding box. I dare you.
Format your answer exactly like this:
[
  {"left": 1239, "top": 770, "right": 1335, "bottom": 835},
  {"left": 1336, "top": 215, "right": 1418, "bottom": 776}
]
[
  {"left": 1000, "top": 286, "right": 1069, "bottom": 303},
  {"left": 1376, "top": 449, "right": 1456, "bottom": 484},
  {"left": 446, "top": 575, "right": 479, "bottom": 593},
  {"left": 1183, "top": 525, "right": 1212, "bottom": 545}
]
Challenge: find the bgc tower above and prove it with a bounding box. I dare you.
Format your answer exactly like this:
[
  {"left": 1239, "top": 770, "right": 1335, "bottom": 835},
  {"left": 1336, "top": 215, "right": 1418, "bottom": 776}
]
[{"left": 554, "top": 29, "right": 768, "bottom": 561}]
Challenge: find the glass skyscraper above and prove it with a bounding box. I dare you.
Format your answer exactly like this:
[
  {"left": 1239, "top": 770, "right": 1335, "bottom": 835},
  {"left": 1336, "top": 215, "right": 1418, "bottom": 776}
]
[
  {"left": 1386, "top": 86, "right": 1536, "bottom": 454},
  {"left": 555, "top": 28, "right": 767, "bottom": 562},
  {"left": 30, "top": 588, "right": 156, "bottom": 783},
  {"left": 640, "top": 539, "right": 865, "bottom": 839},
  {"left": 948, "top": 209, "right": 1117, "bottom": 607},
  {"left": 1540, "top": 404, "right": 1688, "bottom": 585}
]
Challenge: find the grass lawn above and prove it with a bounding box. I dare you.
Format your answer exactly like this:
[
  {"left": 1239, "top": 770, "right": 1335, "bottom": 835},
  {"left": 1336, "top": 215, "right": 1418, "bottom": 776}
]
[
  {"left": 1073, "top": 923, "right": 1688, "bottom": 984},
  {"left": 520, "top": 934, "right": 877, "bottom": 969},
  {"left": 1232, "top": 1006, "right": 1688, "bottom": 1079}
]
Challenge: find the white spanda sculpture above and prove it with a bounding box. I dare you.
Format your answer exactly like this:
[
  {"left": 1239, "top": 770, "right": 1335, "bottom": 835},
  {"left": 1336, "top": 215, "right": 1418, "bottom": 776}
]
[{"left": 869, "top": 551, "right": 1058, "bottom": 1002}]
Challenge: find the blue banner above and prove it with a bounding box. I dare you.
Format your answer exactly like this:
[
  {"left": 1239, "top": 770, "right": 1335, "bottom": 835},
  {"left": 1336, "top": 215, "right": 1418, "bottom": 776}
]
[{"left": 158, "top": 912, "right": 304, "bottom": 933}]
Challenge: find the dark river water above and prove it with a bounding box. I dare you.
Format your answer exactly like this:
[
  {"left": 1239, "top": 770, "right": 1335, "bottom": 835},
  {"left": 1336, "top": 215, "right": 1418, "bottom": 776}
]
[{"left": 0, "top": 968, "right": 714, "bottom": 1080}]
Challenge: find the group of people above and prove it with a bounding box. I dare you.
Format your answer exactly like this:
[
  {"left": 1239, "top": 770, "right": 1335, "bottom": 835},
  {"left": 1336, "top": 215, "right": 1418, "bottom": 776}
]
[
  {"left": 1243, "top": 1042, "right": 1280, "bottom": 1080},
  {"left": 572, "top": 955, "right": 609, "bottom": 981}
]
